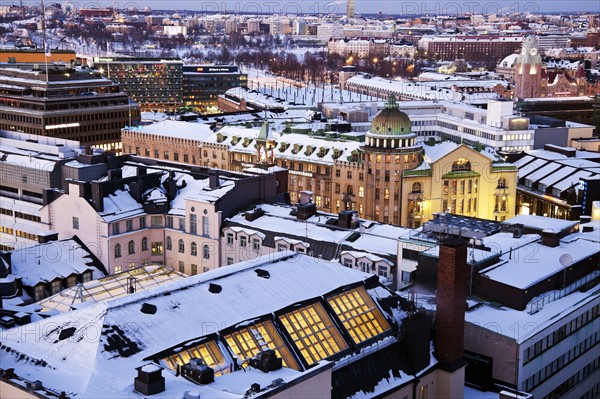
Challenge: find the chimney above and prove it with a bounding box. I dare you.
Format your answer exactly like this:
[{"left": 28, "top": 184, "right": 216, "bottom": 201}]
[
  {"left": 512, "top": 223, "right": 523, "bottom": 238},
  {"left": 298, "top": 190, "right": 313, "bottom": 205},
  {"left": 435, "top": 237, "right": 468, "bottom": 369},
  {"left": 338, "top": 210, "right": 359, "bottom": 229},
  {"left": 107, "top": 169, "right": 122, "bottom": 180},
  {"left": 245, "top": 208, "right": 265, "bottom": 222},
  {"left": 541, "top": 230, "right": 559, "bottom": 247},
  {"left": 209, "top": 170, "right": 220, "bottom": 189},
  {"left": 296, "top": 203, "right": 317, "bottom": 221},
  {"left": 134, "top": 364, "right": 165, "bottom": 395},
  {"left": 402, "top": 310, "right": 433, "bottom": 373}
]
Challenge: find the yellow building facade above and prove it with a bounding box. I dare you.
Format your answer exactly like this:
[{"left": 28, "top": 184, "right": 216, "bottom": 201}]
[{"left": 402, "top": 143, "right": 517, "bottom": 227}]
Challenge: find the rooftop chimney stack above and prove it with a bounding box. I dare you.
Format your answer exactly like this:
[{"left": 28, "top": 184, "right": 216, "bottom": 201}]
[
  {"left": 209, "top": 170, "right": 220, "bottom": 189},
  {"left": 134, "top": 364, "right": 165, "bottom": 395},
  {"left": 434, "top": 237, "right": 468, "bottom": 399}
]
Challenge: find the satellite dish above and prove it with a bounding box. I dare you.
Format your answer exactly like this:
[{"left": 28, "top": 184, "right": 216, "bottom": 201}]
[{"left": 559, "top": 253, "right": 573, "bottom": 267}]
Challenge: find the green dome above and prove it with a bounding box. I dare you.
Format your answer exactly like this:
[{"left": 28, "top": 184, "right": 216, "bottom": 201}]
[{"left": 370, "top": 95, "right": 412, "bottom": 135}]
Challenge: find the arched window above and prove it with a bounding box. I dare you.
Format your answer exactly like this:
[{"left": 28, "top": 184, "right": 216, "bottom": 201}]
[
  {"left": 412, "top": 182, "right": 422, "bottom": 193},
  {"left": 203, "top": 244, "right": 210, "bottom": 260},
  {"left": 114, "top": 243, "right": 121, "bottom": 258},
  {"left": 498, "top": 177, "right": 507, "bottom": 189},
  {"left": 347, "top": 185, "right": 354, "bottom": 196},
  {"left": 128, "top": 240, "right": 135, "bottom": 255},
  {"left": 141, "top": 237, "right": 148, "bottom": 251},
  {"left": 191, "top": 242, "right": 197, "bottom": 256},
  {"left": 452, "top": 158, "right": 471, "bottom": 172},
  {"left": 178, "top": 239, "right": 185, "bottom": 253},
  {"left": 166, "top": 236, "right": 172, "bottom": 250}
]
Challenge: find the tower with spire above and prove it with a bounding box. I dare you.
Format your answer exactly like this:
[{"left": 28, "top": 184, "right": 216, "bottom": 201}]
[
  {"left": 347, "top": 0, "right": 355, "bottom": 18},
  {"left": 256, "top": 116, "right": 276, "bottom": 165},
  {"left": 513, "top": 36, "right": 543, "bottom": 99}
]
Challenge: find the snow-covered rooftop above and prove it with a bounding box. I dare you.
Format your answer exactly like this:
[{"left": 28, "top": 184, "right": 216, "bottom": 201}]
[
  {"left": 479, "top": 238, "right": 597, "bottom": 290},
  {"left": 0, "top": 252, "right": 400, "bottom": 398},
  {"left": 126, "top": 119, "right": 215, "bottom": 141},
  {"left": 465, "top": 280, "right": 599, "bottom": 344},
  {"left": 10, "top": 238, "right": 103, "bottom": 288},
  {"left": 503, "top": 215, "right": 579, "bottom": 233}
]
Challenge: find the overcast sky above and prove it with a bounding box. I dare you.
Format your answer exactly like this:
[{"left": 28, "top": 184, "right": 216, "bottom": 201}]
[{"left": 32, "top": 0, "right": 600, "bottom": 14}]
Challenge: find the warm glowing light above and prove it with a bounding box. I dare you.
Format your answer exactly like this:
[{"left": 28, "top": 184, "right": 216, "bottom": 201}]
[
  {"left": 592, "top": 201, "right": 600, "bottom": 221},
  {"left": 521, "top": 203, "right": 531, "bottom": 216}
]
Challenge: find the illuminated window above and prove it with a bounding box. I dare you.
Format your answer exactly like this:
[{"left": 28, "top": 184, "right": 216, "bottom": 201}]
[
  {"left": 224, "top": 321, "right": 300, "bottom": 370},
  {"left": 279, "top": 302, "right": 348, "bottom": 366},
  {"left": 327, "top": 287, "right": 390, "bottom": 345},
  {"left": 452, "top": 158, "right": 471, "bottom": 172},
  {"left": 160, "top": 340, "right": 230, "bottom": 376}
]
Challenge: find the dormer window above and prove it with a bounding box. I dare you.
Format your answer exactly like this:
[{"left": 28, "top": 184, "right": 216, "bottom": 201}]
[{"left": 304, "top": 146, "right": 315, "bottom": 156}]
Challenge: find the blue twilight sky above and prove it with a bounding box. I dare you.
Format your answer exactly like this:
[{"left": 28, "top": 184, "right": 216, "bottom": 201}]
[{"left": 26, "top": 1, "right": 600, "bottom": 14}]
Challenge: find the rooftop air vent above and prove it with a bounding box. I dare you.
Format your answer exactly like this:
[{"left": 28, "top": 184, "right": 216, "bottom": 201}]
[
  {"left": 181, "top": 358, "right": 215, "bottom": 385},
  {"left": 183, "top": 391, "right": 201, "bottom": 399},
  {"left": 255, "top": 269, "right": 270, "bottom": 279},
  {"left": 141, "top": 303, "right": 157, "bottom": 314},
  {"left": 208, "top": 283, "right": 222, "bottom": 294},
  {"left": 250, "top": 349, "right": 283, "bottom": 373},
  {"left": 58, "top": 327, "right": 76, "bottom": 341}
]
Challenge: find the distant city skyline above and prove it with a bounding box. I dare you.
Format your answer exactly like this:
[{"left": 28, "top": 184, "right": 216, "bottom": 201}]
[{"left": 31, "top": 0, "right": 600, "bottom": 15}]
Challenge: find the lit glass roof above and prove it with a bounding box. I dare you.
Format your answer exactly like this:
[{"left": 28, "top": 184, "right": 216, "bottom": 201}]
[
  {"left": 327, "top": 286, "right": 391, "bottom": 345},
  {"left": 149, "top": 282, "right": 395, "bottom": 376},
  {"left": 224, "top": 320, "right": 300, "bottom": 371},
  {"left": 278, "top": 302, "right": 349, "bottom": 366},
  {"left": 38, "top": 265, "right": 186, "bottom": 313}
]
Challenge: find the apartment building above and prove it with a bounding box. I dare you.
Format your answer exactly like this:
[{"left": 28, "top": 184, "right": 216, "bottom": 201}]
[{"left": 41, "top": 157, "right": 281, "bottom": 275}]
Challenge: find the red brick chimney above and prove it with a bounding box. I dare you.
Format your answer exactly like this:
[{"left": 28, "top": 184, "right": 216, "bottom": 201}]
[{"left": 435, "top": 237, "right": 468, "bottom": 369}]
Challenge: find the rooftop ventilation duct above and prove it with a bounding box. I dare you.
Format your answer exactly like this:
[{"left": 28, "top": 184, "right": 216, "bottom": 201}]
[
  {"left": 208, "top": 283, "right": 222, "bottom": 294},
  {"left": 141, "top": 303, "right": 157, "bottom": 314},
  {"left": 181, "top": 358, "right": 215, "bottom": 385},
  {"left": 250, "top": 349, "right": 283, "bottom": 373}
]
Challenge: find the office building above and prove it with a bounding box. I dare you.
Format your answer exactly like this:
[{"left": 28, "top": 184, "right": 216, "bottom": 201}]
[
  {"left": 94, "top": 57, "right": 183, "bottom": 112},
  {"left": 0, "top": 65, "right": 138, "bottom": 151},
  {"left": 418, "top": 35, "right": 523, "bottom": 64},
  {"left": 183, "top": 65, "right": 248, "bottom": 114}
]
